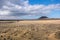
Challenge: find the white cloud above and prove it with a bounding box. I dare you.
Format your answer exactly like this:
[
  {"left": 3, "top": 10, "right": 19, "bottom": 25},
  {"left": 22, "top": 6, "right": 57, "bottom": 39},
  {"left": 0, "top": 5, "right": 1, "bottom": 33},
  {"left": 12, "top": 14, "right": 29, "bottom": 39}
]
[
  {"left": 0, "top": 10, "right": 11, "bottom": 15},
  {"left": 0, "top": 0, "right": 60, "bottom": 19}
]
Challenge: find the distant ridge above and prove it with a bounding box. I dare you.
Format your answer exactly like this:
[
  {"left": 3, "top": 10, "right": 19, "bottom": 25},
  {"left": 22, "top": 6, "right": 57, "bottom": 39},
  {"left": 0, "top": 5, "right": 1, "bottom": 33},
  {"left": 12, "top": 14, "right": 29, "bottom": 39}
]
[
  {"left": 0, "top": 18, "right": 60, "bottom": 21},
  {"left": 39, "top": 18, "right": 60, "bottom": 20}
]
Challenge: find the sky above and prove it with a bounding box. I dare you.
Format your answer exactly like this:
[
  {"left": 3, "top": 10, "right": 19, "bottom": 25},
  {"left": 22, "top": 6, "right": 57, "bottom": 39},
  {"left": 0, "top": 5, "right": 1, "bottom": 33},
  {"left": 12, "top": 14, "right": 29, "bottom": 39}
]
[{"left": 0, "top": 0, "right": 60, "bottom": 19}]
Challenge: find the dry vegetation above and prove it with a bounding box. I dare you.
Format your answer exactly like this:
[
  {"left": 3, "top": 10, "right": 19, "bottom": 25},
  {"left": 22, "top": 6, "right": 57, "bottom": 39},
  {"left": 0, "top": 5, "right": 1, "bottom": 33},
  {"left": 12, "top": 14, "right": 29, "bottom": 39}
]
[{"left": 0, "top": 20, "right": 60, "bottom": 40}]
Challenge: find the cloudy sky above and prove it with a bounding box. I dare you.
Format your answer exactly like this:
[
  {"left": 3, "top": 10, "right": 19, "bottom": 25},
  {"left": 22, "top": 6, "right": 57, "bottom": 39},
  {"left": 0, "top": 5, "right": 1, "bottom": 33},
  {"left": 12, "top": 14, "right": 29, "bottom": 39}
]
[{"left": 0, "top": 0, "right": 60, "bottom": 19}]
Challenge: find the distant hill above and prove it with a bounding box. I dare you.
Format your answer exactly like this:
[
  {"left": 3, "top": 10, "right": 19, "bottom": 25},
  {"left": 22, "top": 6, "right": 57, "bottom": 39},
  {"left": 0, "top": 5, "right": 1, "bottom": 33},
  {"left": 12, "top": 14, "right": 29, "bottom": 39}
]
[{"left": 39, "top": 16, "right": 48, "bottom": 19}]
